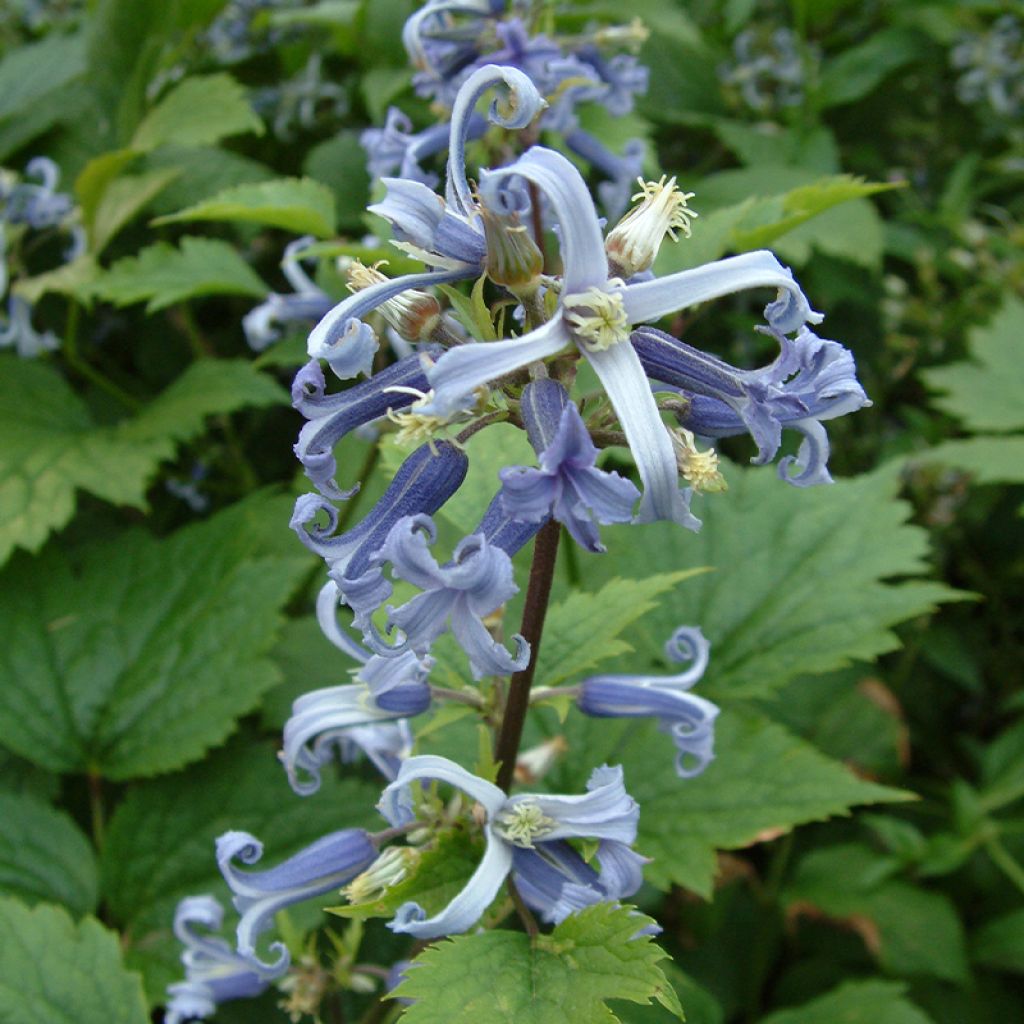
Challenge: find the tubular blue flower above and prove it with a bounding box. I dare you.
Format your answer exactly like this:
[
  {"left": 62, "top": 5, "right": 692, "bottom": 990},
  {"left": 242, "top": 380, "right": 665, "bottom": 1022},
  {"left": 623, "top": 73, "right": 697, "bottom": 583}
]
[
  {"left": 356, "top": 514, "right": 528, "bottom": 678},
  {"left": 243, "top": 237, "right": 333, "bottom": 352},
  {"left": 0, "top": 295, "right": 59, "bottom": 358},
  {"left": 217, "top": 828, "right": 378, "bottom": 976},
  {"left": 418, "top": 145, "right": 823, "bottom": 530},
  {"left": 165, "top": 896, "right": 268, "bottom": 1024},
  {"left": 377, "top": 756, "right": 640, "bottom": 938},
  {"left": 292, "top": 348, "right": 441, "bottom": 498},
  {"left": 498, "top": 378, "right": 640, "bottom": 552},
  {"left": 1, "top": 156, "right": 74, "bottom": 228},
  {"left": 290, "top": 440, "right": 469, "bottom": 582},
  {"left": 633, "top": 323, "right": 870, "bottom": 487},
  {"left": 310, "top": 65, "right": 544, "bottom": 378},
  {"left": 577, "top": 626, "right": 719, "bottom": 778}
]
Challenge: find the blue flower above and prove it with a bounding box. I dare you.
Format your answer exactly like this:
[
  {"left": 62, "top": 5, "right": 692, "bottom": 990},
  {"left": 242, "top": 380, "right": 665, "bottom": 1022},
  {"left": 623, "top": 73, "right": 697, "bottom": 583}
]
[
  {"left": 165, "top": 896, "right": 268, "bottom": 1024},
  {"left": 217, "top": 828, "right": 378, "bottom": 976},
  {"left": 498, "top": 379, "right": 640, "bottom": 552},
  {"left": 633, "top": 323, "right": 870, "bottom": 486},
  {"left": 1, "top": 157, "right": 74, "bottom": 229},
  {"left": 414, "top": 146, "right": 824, "bottom": 531},
  {"left": 376, "top": 756, "right": 640, "bottom": 938},
  {"left": 576, "top": 626, "right": 719, "bottom": 778},
  {"left": 0, "top": 295, "right": 59, "bottom": 358},
  {"left": 243, "top": 237, "right": 333, "bottom": 352}
]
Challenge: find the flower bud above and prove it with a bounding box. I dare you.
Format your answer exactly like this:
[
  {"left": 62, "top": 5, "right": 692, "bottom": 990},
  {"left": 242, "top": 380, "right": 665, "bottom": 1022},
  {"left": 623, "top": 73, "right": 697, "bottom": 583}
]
[{"left": 479, "top": 204, "right": 544, "bottom": 295}]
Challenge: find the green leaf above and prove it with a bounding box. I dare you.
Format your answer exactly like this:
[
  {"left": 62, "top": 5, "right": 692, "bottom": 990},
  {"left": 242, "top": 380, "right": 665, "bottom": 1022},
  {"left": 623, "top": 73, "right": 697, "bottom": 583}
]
[
  {"left": 760, "top": 980, "right": 935, "bottom": 1024},
  {"left": 783, "top": 844, "right": 969, "bottom": 982},
  {"left": 622, "top": 712, "right": 910, "bottom": 897},
  {"left": 615, "top": 963, "right": 723, "bottom": 1024},
  {"left": 331, "top": 828, "right": 484, "bottom": 922},
  {"left": 131, "top": 73, "right": 263, "bottom": 152},
  {"left": 0, "top": 792, "right": 97, "bottom": 915},
  {"left": 539, "top": 571, "right": 707, "bottom": 689},
  {"left": 90, "top": 167, "right": 183, "bottom": 254},
  {"left": 0, "top": 358, "right": 285, "bottom": 563},
  {"left": 12, "top": 255, "right": 100, "bottom": 305},
  {"left": 816, "top": 29, "right": 926, "bottom": 108},
  {"left": 583, "top": 463, "right": 964, "bottom": 701},
  {"left": 91, "top": 236, "right": 267, "bottom": 311},
  {"left": 974, "top": 908, "right": 1024, "bottom": 974},
  {"left": 0, "top": 494, "right": 308, "bottom": 778},
  {"left": 304, "top": 130, "right": 371, "bottom": 230},
  {"left": 396, "top": 903, "right": 682, "bottom": 1023},
  {"left": 153, "top": 177, "right": 337, "bottom": 237},
  {"left": 100, "top": 736, "right": 380, "bottom": 1003},
  {"left": 913, "top": 437, "right": 1024, "bottom": 486},
  {"left": 922, "top": 296, "right": 1024, "bottom": 433},
  {"left": 0, "top": 896, "right": 148, "bottom": 1024}
]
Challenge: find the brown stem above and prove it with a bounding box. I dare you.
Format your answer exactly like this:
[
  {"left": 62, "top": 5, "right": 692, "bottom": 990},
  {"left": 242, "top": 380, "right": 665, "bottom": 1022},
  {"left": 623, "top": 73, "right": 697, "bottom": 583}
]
[{"left": 494, "top": 519, "right": 561, "bottom": 793}]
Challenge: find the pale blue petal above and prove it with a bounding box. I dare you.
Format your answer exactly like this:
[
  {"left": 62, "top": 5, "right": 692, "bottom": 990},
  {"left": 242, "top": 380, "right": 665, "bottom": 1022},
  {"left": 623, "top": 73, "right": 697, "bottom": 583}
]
[{"left": 378, "top": 755, "right": 508, "bottom": 827}]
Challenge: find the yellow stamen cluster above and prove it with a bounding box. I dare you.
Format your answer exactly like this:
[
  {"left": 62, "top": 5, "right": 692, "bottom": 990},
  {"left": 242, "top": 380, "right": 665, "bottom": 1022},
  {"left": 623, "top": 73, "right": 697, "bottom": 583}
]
[
  {"left": 346, "top": 259, "right": 442, "bottom": 341},
  {"left": 563, "top": 285, "right": 630, "bottom": 352},
  {"left": 593, "top": 18, "right": 650, "bottom": 50},
  {"left": 672, "top": 428, "right": 727, "bottom": 494},
  {"left": 605, "top": 176, "right": 698, "bottom": 277},
  {"left": 343, "top": 846, "right": 416, "bottom": 904},
  {"left": 494, "top": 800, "right": 556, "bottom": 848},
  {"left": 278, "top": 956, "right": 329, "bottom": 1023},
  {"left": 383, "top": 386, "right": 455, "bottom": 448}
]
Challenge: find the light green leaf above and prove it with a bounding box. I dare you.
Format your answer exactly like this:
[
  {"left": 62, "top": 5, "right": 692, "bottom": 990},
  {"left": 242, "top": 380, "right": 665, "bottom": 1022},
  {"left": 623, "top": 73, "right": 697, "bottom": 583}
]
[
  {"left": 616, "top": 962, "right": 723, "bottom": 1024},
  {"left": 90, "top": 167, "right": 182, "bottom": 254},
  {"left": 816, "top": 29, "right": 926, "bottom": 108},
  {"left": 0, "top": 494, "right": 308, "bottom": 779},
  {"left": 153, "top": 177, "right": 337, "bottom": 237},
  {"left": 396, "top": 903, "right": 682, "bottom": 1023},
  {"left": 760, "top": 980, "right": 935, "bottom": 1024},
  {"left": 973, "top": 908, "right": 1024, "bottom": 974},
  {"left": 100, "top": 736, "right": 380, "bottom": 1004},
  {"left": 131, "top": 73, "right": 263, "bottom": 152},
  {"left": 269, "top": 1, "right": 360, "bottom": 27},
  {"left": 142, "top": 145, "right": 276, "bottom": 216},
  {"left": 91, "top": 235, "right": 267, "bottom": 311},
  {"left": 331, "top": 828, "right": 484, "bottom": 922},
  {"left": 584, "top": 463, "right": 964, "bottom": 701},
  {"left": 0, "top": 358, "right": 286, "bottom": 563},
  {"left": 12, "top": 255, "right": 100, "bottom": 305},
  {"left": 914, "top": 437, "right": 1024, "bottom": 486},
  {"left": 539, "top": 571, "right": 707, "bottom": 689},
  {"left": 0, "top": 792, "right": 97, "bottom": 916},
  {"left": 75, "top": 148, "right": 140, "bottom": 231},
  {"left": 0, "top": 897, "right": 148, "bottom": 1024},
  {"left": 783, "top": 844, "right": 969, "bottom": 982},
  {"left": 623, "top": 712, "right": 909, "bottom": 897},
  {"left": 922, "top": 296, "right": 1024, "bottom": 433}
]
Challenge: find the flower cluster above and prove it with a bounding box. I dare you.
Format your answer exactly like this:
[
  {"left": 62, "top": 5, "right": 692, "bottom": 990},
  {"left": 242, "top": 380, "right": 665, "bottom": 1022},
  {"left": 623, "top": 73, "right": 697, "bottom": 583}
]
[
  {"left": 951, "top": 14, "right": 1024, "bottom": 118},
  {"left": 0, "top": 156, "right": 82, "bottom": 357},
  {"left": 718, "top": 27, "right": 818, "bottom": 114},
  {"left": 167, "top": 2, "right": 871, "bottom": 1019}
]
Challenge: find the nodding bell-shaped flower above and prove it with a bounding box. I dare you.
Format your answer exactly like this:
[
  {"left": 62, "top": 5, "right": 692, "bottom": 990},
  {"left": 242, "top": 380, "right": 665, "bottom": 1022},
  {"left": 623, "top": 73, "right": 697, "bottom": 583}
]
[
  {"left": 416, "top": 145, "right": 825, "bottom": 532},
  {"left": 376, "top": 757, "right": 640, "bottom": 938},
  {"left": 0, "top": 295, "right": 59, "bottom": 358},
  {"left": 216, "top": 828, "right": 378, "bottom": 977},
  {"left": 242, "top": 236, "right": 333, "bottom": 352},
  {"left": 577, "top": 626, "right": 720, "bottom": 778},
  {"left": 352, "top": 514, "right": 529, "bottom": 679},
  {"left": 498, "top": 379, "right": 640, "bottom": 552},
  {"left": 1, "top": 156, "right": 74, "bottom": 228},
  {"left": 310, "top": 65, "right": 545, "bottom": 378},
  {"left": 632, "top": 323, "right": 870, "bottom": 487},
  {"left": 165, "top": 896, "right": 269, "bottom": 1024}
]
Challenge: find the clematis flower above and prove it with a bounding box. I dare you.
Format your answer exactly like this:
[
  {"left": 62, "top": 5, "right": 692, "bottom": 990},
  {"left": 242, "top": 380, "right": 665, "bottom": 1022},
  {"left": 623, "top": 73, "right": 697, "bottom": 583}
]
[
  {"left": 351, "top": 513, "right": 529, "bottom": 678},
  {"left": 1, "top": 156, "right": 74, "bottom": 228},
  {"left": 576, "top": 626, "right": 720, "bottom": 778},
  {"left": 498, "top": 378, "right": 639, "bottom": 552},
  {"left": 0, "top": 295, "right": 59, "bottom": 358},
  {"left": 633, "top": 323, "right": 870, "bottom": 486},
  {"left": 165, "top": 896, "right": 268, "bottom": 1024},
  {"left": 243, "top": 237, "right": 333, "bottom": 352},
  {"left": 217, "top": 828, "right": 378, "bottom": 976},
  {"left": 376, "top": 756, "right": 640, "bottom": 938},
  {"left": 415, "top": 145, "right": 824, "bottom": 530}
]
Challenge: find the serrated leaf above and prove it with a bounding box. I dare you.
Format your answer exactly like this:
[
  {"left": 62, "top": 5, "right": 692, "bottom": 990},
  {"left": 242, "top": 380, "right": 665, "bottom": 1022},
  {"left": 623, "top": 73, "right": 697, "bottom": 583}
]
[
  {"left": 90, "top": 167, "right": 183, "bottom": 254},
  {"left": 760, "top": 980, "right": 935, "bottom": 1024},
  {"left": 583, "top": 463, "right": 965, "bottom": 701},
  {"left": 0, "top": 494, "right": 307, "bottom": 779},
  {"left": 153, "top": 177, "right": 337, "bottom": 237},
  {"left": 539, "top": 571, "right": 707, "bottom": 688},
  {"left": 396, "top": 903, "right": 682, "bottom": 1023},
  {"left": 0, "top": 897, "right": 148, "bottom": 1024},
  {"left": 922, "top": 296, "right": 1024, "bottom": 433},
  {"left": 783, "top": 844, "right": 968, "bottom": 982},
  {"left": 0, "top": 359, "right": 285, "bottom": 563},
  {"left": 131, "top": 73, "right": 263, "bottom": 152},
  {"left": 917, "top": 437, "right": 1024, "bottom": 485},
  {"left": 91, "top": 236, "right": 267, "bottom": 311},
  {"left": 75, "top": 148, "right": 140, "bottom": 231},
  {"left": 100, "top": 736, "right": 381, "bottom": 1004},
  {"left": 12, "top": 255, "right": 100, "bottom": 305},
  {"left": 330, "top": 828, "right": 483, "bottom": 922},
  {"left": 0, "top": 792, "right": 97, "bottom": 915},
  {"left": 621, "top": 712, "right": 909, "bottom": 897}
]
